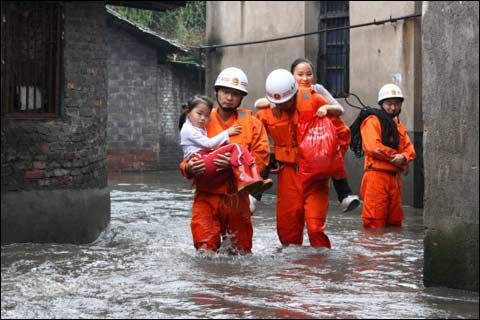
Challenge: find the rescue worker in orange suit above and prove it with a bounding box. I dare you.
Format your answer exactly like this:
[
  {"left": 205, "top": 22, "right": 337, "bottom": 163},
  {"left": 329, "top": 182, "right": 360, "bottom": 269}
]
[
  {"left": 180, "top": 67, "right": 270, "bottom": 254},
  {"left": 256, "top": 69, "right": 349, "bottom": 248},
  {"left": 350, "top": 84, "right": 416, "bottom": 228}
]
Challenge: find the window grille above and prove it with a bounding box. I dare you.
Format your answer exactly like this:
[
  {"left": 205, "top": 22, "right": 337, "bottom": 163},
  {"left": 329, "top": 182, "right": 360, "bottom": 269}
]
[
  {"left": 1, "top": 1, "right": 63, "bottom": 118},
  {"left": 317, "top": 1, "right": 349, "bottom": 97}
]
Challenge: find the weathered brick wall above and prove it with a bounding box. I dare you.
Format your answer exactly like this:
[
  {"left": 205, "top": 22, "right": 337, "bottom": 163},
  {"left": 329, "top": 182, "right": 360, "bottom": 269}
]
[
  {"left": 106, "top": 20, "right": 203, "bottom": 172},
  {"left": 158, "top": 63, "right": 203, "bottom": 170},
  {"left": 1, "top": 2, "right": 110, "bottom": 244},
  {"left": 1, "top": 2, "right": 108, "bottom": 192},
  {"left": 106, "top": 19, "right": 159, "bottom": 172}
]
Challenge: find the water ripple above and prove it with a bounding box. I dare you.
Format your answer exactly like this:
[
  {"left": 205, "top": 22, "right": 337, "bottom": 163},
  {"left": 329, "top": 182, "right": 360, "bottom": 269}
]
[{"left": 2, "top": 172, "right": 478, "bottom": 319}]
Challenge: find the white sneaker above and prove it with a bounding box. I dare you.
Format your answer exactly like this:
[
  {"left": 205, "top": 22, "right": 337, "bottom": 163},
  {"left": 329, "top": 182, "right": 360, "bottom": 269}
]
[
  {"left": 249, "top": 194, "right": 258, "bottom": 214},
  {"left": 340, "top": 195, "right": 360, "bottom": 212}
]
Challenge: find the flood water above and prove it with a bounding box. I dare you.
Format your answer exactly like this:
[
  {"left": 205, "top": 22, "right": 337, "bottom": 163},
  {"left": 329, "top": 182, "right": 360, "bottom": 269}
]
[{"left": 2, "top": 171, "right": 478, "bottom": 319}]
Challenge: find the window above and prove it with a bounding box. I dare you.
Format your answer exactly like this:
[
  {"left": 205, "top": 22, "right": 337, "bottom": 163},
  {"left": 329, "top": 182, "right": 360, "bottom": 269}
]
[
  {"left": 1, "top": 1, "right": 63, "bottom": 118},
  {"left": 317, "top": 1, "right": 349, "bottom": 97}
]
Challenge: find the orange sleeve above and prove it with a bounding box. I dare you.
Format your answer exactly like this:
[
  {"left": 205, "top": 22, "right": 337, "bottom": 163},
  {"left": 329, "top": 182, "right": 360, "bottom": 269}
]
[
  {"left": 328, "top": 115, "right": 351, "bottom": 156},
  {"left": 179, "top": 158, "right": 193, "bottom": 179},
  {"left": 255, "top": 109, "right": 270, "bottom": 135},
  {"left": 312, "top": 93, "right": 328, "bottom": 112},
  {"left": 360, "top": 116, "right": 399, "bottom": 161},
  {"left": 249, "top": 116, "right": 270, "bottom": 172}
]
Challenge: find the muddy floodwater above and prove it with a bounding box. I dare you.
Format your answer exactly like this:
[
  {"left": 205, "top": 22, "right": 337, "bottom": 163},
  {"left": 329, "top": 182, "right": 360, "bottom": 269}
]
[{"left": 2, "top": 171, "right": 478, "bottom": 318}]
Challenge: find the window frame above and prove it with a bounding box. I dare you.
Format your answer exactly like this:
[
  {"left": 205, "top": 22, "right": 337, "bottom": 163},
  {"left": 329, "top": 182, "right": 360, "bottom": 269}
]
[
  {"left": 317, "top": 1, "right": 350, "bottom": 98},
  {"left": 1, "top": 1, "right": 64, "bottom": 119}
]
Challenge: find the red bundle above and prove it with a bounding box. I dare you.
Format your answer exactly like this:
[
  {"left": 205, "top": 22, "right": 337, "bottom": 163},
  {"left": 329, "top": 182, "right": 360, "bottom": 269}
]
[{"left": 297, "top": 116, "right": 346, "bottom": 184}]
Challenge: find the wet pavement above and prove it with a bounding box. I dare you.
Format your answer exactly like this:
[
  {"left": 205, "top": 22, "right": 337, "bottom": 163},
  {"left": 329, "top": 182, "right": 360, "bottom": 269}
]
[{"left": 1, "top": 171, "right": 478, "bottom": 318}]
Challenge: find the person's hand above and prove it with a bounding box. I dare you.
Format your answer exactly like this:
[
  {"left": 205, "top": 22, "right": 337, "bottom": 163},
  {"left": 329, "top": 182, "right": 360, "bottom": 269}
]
[
  {"left": 269, "top": 161, "right": 283, "bottom": 174},
  {"left": 316, "top": 106, "right": 328, "bottom": 117},
  {"left": 213, "top": 152, "right": 232, "bottom": 172},
  {"left": 390, "top": 154, "right": 406, "bottom": 167},
  {"left": 227, "top": 124, "right": 242, "bottom": 136},
  {"left": 373, "top": 149, "right": 394, "bottom": 162},
  {"left": 186, "top": 158, "right": 206, "bottom": 176}
]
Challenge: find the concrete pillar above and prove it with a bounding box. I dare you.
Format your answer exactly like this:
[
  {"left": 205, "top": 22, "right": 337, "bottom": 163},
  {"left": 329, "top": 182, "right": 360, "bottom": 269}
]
[{"left": 422, "top": 1, "right": 479, "bottom": 292}]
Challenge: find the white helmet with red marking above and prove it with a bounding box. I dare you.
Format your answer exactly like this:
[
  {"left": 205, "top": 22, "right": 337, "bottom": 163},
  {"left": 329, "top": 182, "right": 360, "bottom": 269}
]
[
  {"left": 214, "top": 67, "right": 249, "bottom": 95},
  {"left": 265, "top": 69, "right": 298, "bottom": 104}
]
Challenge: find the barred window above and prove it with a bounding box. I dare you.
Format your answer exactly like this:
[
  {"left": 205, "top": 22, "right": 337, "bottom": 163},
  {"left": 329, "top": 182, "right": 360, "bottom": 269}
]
[
  {"left": 317, "top": 1, "right": 349, "bottom": 97},
  {"left": 1, "top": 1, "right": 64, "bottom": 118}
]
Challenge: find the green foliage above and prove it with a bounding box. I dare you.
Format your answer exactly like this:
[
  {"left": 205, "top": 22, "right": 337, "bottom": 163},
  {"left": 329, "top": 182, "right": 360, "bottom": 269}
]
[{"left": 108, "top": 1, "right": 205, "bottom": 47}]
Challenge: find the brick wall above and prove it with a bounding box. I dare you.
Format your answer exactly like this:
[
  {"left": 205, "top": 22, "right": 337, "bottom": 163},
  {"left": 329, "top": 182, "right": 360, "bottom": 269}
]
[
  {"left": 106, "top": 19, "right": 159, "bottom": 172},
  {"left": 1, "top": 2, "right": 110, "bottom": 244},
  {"left": 1, "top": 2, "right": 108, "bottom": 192},
  {"left": 107, "top": 20, "right": 203, "bottom": 172},
  {"left": 158, "top": 63, "right": 203, "bottom": 170}
]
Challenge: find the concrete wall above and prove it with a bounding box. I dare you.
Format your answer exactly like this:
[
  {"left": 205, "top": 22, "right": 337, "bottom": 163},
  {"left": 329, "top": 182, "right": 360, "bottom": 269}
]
[
  {"left": 347, "top": 1, "right": 423, "bottom": 208},
  {"left": 206, "top": 1, "right": 307, "bottom": 107},
  {"left": 1, "top": 2, "right": 110, "bottom": 244},
  {"left": 107, "top": 20, "right": 202, "bottom": 171},
  {"left": 422, "top": 1, "right": 479, "bottom": 292}
]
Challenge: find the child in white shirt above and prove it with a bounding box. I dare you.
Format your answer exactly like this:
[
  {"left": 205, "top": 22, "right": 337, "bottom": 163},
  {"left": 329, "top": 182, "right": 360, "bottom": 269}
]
[{"left": 179, "top": 95, "right": 272, "bottom": 194}]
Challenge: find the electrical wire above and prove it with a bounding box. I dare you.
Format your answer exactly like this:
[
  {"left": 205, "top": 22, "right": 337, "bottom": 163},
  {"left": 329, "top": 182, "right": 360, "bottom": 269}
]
[{"left": 193, "top": 13, "right": 422, "bottom": 51}]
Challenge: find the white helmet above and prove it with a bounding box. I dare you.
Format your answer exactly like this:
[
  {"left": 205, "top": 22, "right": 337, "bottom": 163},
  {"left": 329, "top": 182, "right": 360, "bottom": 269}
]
[
  {"left": 214, "top": 67, "right": 249, "bottom": 95},
  {"left": 377, "top": 84, "right": 404, "bottom": 105},
  {"left": 265, "top": 69, "right": 298, "bottom": 104}
]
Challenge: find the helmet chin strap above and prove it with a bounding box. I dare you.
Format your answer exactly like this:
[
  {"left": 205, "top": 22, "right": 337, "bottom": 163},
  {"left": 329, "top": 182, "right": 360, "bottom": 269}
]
[{"left": 216, "top": 93, "right": 243, "bottom": 113}]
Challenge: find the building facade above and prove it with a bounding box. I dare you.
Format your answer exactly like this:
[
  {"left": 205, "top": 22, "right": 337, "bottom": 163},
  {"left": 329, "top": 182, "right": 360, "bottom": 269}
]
[
  {"left": 106, "top": 9, "right": 203, "bottom": 172},
  {"left": 1, "top": 1, "right": 188, "bottom": 244},
  {"left": 1, "top": 1, "right": 110, "bottom": 244}
]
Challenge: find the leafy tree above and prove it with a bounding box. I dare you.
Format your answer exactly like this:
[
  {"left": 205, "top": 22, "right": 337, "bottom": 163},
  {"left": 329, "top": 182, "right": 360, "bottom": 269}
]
[{"left": 109, "top": 2, "right": 205, "bottom": 47}]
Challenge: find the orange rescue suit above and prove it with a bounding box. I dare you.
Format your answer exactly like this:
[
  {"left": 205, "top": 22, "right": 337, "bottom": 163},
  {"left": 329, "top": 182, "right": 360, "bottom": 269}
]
[
  {"left": 181, "top": 108, "right": 270, "bottom": 253},
  {"left": 256, "top": 87, "right": 350, "bottom": 247},
  {"left": 360, "top": 115, "right": 416, "bottom": 228}
]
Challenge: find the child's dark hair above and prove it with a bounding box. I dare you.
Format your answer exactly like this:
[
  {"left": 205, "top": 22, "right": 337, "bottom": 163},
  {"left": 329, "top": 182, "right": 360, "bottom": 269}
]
[
  {"left": 178, "top": 95, "right": 214, "bottom": 130},
  {"left": 290, "top": 58, "right": 314, "bottom": 73}
]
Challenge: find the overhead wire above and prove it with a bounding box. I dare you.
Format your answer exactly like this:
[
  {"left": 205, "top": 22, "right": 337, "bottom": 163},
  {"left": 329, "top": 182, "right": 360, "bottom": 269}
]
[{"left": 192, "top": 13, "right": 422, "bottom": 51}]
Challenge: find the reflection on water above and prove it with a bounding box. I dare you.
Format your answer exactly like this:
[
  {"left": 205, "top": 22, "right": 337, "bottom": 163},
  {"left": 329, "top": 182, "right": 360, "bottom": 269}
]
[{"left": 1, "top": 172, "right": 478, "bottom": 319}]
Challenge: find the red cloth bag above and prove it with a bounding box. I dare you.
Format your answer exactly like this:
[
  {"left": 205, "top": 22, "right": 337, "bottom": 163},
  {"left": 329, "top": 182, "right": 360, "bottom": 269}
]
[{"left": 297, "top": 116, "right": 346, "bottom": 184}]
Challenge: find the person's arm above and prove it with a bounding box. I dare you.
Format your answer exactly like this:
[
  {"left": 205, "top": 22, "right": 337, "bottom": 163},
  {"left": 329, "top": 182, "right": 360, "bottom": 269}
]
[
  {"left": 360, "top": 116, "right": 399, "bottom": 162},
  {"left": 313, "top": 84, "right": 345, "bottom": 113},
  {"left": 179, "top": 157, "right": 205, "bottom": 179},
  {"left": 249, "top": 117, "right": 271, "bottom": 173},
  {"left": 188, "top": 129, "right": 229, "bottom": 150},
  {"left": 255, "top": 108, "right": 270, "bottom": 136},
  {"left": 396, "top": 129, "right": 416, "bottom": 165},
  {"left": 256, "top": 97, "right": 281, "bottom": 118},
  {"left": 212, "top": 152, "right": 233, "bottom": 172},
  {"left": 313, "top": 92, "right": 344, "bottom": 117},
  {"left": 255, "top": 97, "right": 271, "bottom": 109},
  {"left": 316, "top": 104, "right": 344, "bottom": 117}
]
